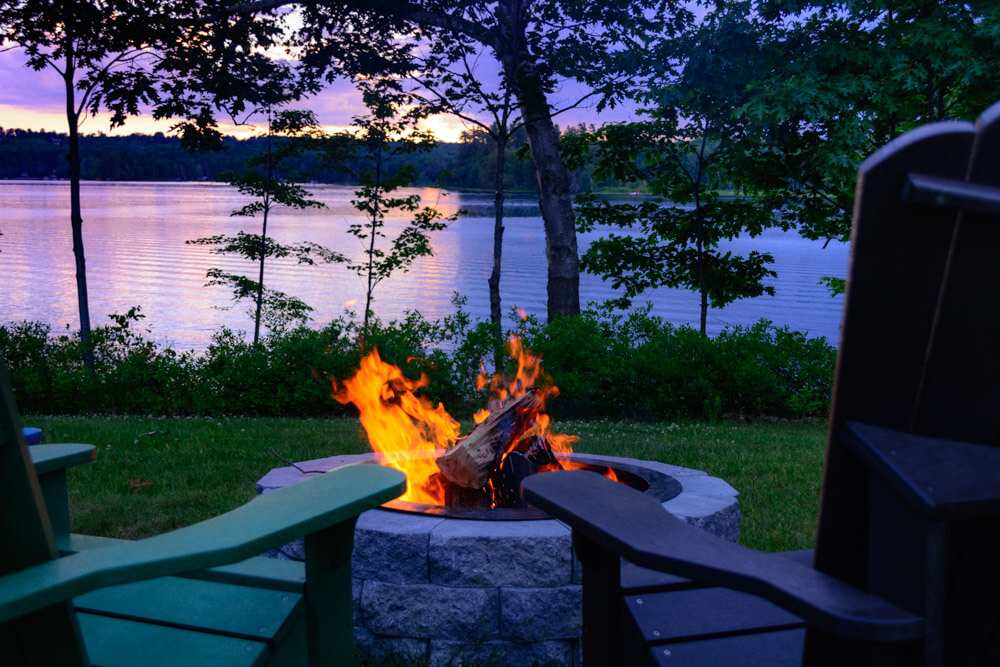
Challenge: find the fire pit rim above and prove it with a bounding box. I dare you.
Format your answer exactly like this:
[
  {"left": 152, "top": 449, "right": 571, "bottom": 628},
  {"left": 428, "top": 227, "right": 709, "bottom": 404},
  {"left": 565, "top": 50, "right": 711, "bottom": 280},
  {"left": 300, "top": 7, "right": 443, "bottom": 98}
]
[
  {"left": 256, "top": 452, "right": 740, "bottom": 539},
  {"left": 368, "top": 452, "right": 681, "bottom": 520}
]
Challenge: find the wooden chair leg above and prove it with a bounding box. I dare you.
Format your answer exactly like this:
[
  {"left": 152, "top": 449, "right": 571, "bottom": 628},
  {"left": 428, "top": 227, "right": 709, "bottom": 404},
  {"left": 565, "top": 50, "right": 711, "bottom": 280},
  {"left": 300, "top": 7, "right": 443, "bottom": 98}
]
[
  {"left": 304, "top": 517, "right": 359, "bottom": 666},
  {"left": 575, "top": 531, "right": 623, "bottom": 664},
  {"left": 3, "top": 604, "right": 89, "bottom": 666}
]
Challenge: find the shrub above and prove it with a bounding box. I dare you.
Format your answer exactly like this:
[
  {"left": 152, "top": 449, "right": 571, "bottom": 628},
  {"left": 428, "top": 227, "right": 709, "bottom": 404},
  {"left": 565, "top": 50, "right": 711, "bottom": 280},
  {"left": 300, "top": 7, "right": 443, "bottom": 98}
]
[
  {"left": 1, "top": 303, "right": 836, "bottom": 420},
  {"left": 520, "top": 306, "right": 836, "bottom": 420}
]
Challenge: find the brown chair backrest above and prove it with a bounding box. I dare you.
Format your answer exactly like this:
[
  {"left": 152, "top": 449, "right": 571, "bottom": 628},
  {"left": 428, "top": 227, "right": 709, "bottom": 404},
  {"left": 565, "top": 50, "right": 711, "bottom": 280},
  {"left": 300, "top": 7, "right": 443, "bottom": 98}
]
[{"left": 814, "top": 102, "right": 1000, "bottom": 664}]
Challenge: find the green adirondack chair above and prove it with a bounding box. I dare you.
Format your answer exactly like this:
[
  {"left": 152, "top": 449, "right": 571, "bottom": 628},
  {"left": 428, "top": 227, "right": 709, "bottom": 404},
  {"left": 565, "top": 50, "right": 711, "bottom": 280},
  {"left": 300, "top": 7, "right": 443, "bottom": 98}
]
[{"left": 0, "top": 360, "right": 406, "bottom": 666}]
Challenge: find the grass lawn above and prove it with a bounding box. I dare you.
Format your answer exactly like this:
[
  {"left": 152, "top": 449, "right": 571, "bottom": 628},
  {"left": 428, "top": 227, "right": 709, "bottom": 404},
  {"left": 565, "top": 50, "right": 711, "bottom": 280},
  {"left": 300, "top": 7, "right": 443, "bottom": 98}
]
[{"left": 26, "top": 415, "right": 827, "bottom": 552}]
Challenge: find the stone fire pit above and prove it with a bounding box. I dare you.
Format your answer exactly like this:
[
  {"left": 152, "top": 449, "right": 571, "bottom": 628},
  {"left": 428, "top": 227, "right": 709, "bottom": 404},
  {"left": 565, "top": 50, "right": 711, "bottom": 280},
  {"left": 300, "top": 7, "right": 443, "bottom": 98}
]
[{"left": 256, "top": 453, "right": 740, "bottom": 666}]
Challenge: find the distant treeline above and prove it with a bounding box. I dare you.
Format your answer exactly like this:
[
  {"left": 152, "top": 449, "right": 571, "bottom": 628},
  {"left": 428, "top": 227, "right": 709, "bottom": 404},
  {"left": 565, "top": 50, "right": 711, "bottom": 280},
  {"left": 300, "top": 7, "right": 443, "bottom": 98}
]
[{"left": 0, "top": 126, "right": 553, "bottom": 191}]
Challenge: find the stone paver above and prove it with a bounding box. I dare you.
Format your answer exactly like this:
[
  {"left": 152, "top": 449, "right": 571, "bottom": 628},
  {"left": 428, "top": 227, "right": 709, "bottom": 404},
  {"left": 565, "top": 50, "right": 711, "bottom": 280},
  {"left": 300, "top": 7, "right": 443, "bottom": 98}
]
[{"left": 258, "top": 451, "right": 743, "bottom": 662}]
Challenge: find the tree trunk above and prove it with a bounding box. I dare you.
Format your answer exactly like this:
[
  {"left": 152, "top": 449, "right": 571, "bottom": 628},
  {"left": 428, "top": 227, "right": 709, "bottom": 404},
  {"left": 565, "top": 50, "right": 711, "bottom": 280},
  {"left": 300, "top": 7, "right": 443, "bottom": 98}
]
[
  {"left": 489, "top": 132, "right": 507, "bottom": 371},
  {"left": 694, "top": 135, "right": 708, "bottom": 336},
  {"left": 402, "top": 0, "right": 581, "bottom": 321},
  {"left": 362, "top": 143, "right": 384, "bottom": 349},
  {"left": 64, "top": 49, "right": 92, "bottom": 363},
  {"left": 254, "top": 201, "right": 268, "bottom": 346},
  {"left": 513, "top": 81, "right": 581, "bottom": 321},
  {"left": 491, "top": 6, "right": 579, "bottom": 322},
  {"left": 254, "top": 120, "right": 273, "bottom": 347},
  {"left": 697, "top": 235, "right": 707, "bottom": 335}
]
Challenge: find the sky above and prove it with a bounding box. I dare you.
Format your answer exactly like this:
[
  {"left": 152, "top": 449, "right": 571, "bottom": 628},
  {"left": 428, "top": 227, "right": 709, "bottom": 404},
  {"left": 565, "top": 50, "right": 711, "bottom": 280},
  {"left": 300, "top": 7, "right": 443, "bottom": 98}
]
[{"left": 0, "top": 45, "right": 639, "bottom": 143}]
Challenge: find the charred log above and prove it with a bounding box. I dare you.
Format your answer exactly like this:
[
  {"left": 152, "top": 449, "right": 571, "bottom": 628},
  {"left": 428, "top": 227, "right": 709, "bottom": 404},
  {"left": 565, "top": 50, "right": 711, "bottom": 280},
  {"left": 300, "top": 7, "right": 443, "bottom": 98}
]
[
  {"left": 518, "top": 435, "right": 561, "bottom": 468},
  {"left": 495, "top": 451, "right": 537, "bottom": 508},
  {"left": 435, "top": 391, "right": 540, "bottom": 489},
  {"left": 439, "top": 473, "right": 492, "bottom": 508}
]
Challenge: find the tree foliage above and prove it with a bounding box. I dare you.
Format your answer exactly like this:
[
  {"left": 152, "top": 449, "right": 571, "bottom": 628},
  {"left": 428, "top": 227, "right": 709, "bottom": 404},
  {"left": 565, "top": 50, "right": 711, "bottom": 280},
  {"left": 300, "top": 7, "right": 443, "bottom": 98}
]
[
  {"left": 409, "top": 42, "right": 531, "bottom": 369},
  {"left": 0, "top": 127, "right": 506, "bottom": 187},
  {"left": 292, "top": 0, "right": 692, "bottom": 321},
  {"left": 743, "top": 0, "right": 1000, "bottom": 245},
  {"left": 568, "top": 3, "right": 781, "bottom": 334},
  {"left": 153, "top": 3, "right": 307, "bottom": 150},
  {"left": 325, "top": 77, "right": 458, "bottom": 344},
  {"left": 0, "top": 0, "right": 170, "bottom": 354},
  {"left": 187, "top": 110, "right": 344, "bottom": 343},
  {"left": 0, "top": 0, "right": 311, "bottom": 356}
]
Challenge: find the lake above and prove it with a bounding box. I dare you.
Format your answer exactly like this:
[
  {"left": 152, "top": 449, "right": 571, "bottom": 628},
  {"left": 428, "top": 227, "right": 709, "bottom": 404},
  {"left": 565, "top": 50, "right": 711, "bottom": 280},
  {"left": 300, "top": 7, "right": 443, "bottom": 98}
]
[{"left": 0, "top": 181, "right": 849, "bottom": 352}]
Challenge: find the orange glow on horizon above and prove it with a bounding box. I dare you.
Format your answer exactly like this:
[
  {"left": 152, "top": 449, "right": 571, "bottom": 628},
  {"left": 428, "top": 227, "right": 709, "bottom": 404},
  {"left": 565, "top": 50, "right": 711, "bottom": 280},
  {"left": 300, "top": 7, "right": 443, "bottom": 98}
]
[{"left": 0, "top": 104, "right": 466, "bottom": 143}]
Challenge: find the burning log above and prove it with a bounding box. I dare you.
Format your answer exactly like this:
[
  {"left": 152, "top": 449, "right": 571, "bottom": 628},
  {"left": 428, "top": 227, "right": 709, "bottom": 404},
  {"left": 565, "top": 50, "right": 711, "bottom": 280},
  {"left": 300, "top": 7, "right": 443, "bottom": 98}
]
[
  {"left": 496, "top": 452, "right": 536, "bottom": 508},
  {"left": 435, "top": 391, "right": 541, "bottom": 489},
  {"left": 493, "top": 435, "right": 565, "bottom": 507}
]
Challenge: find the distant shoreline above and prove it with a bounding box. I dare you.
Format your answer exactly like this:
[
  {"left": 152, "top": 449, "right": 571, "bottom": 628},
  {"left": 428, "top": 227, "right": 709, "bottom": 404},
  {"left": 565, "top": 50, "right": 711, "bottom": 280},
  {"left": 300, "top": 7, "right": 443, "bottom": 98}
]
[{"left": 0, "top": 178, "right": 650, "bottom": 197}]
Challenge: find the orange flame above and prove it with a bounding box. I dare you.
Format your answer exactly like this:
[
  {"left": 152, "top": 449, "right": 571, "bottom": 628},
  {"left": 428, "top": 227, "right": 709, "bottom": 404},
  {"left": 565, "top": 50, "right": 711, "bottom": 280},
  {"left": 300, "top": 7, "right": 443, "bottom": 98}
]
[
  {"left": 332, "top": 348, "right": 459, "bottom": 503},
  {"left": 333, "top": 336, "right": 580, "bottom": 506},
  {"left": 474, "top": 335, "right": 578, "bottom": 457}
]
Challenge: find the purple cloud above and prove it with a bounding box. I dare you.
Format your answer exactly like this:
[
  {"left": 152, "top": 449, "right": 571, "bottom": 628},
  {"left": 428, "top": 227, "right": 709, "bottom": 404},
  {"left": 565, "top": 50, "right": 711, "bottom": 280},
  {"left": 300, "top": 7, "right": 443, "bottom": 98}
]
[
  {"left": 0, "top": 49, "right": 67, "bottom": 110},
  {"left": 0, "top": 44, "right": 635, "bottom": 139}
]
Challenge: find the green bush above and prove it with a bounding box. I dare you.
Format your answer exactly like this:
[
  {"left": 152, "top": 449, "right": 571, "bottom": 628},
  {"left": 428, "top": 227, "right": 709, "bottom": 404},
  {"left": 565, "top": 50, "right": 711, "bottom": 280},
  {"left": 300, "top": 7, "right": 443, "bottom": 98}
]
[
  {"left": 0, "top": 302, "right": 836, "bottom": 420},
  {"left": 520, "top": 306, "right": 835, "bottom": 420}
]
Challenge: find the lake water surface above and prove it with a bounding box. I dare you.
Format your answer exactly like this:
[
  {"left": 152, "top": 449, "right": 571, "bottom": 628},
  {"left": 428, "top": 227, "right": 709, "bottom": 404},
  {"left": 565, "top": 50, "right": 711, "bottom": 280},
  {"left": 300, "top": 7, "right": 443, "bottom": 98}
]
[{"left": 0, "top": 181, "right": 849, "bottom": 352}]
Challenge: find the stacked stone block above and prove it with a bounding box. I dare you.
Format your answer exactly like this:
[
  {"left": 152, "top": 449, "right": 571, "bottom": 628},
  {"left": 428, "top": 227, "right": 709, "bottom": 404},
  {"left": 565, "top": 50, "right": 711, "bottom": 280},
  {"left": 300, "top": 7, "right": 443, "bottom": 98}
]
[{"left": 257, "top": 453, "right": 740, "bottom": 666}]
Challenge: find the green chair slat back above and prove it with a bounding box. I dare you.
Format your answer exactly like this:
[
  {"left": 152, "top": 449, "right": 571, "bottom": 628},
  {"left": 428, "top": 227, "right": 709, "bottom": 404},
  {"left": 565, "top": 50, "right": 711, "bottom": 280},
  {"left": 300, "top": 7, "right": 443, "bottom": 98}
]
[
  {"left": 75, "top": 576, "right": 302, "bottom": 640},
  {"left": 0, "top": 361, "right": 90, "bottom": 665},
  {"left": 77, "top": 614, "right": 272, "bottom": 667},
  {"left": 0, "top": 358, "right": 406, "bottom": 666}
]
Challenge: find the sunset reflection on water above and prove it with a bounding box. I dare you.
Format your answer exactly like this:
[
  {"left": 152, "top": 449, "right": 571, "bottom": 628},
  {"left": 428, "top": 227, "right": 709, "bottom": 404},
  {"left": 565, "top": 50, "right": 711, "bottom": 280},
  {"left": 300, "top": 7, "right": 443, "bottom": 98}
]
[{"left": 0, "top": 181, "right": 848, "bottom": 352}]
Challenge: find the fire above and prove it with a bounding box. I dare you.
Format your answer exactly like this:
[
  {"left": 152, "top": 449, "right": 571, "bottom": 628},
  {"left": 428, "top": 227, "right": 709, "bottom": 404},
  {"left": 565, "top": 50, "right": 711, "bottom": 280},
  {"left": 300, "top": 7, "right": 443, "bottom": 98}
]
[
  {"left": 473, "top": 335, "right": 577, "bottom": 458},
  {"left": 332, "top": 348, "right": 460, "bottom": 503},
  {"left": 332, "top": 335, "right": 579, "bottom": 506}
]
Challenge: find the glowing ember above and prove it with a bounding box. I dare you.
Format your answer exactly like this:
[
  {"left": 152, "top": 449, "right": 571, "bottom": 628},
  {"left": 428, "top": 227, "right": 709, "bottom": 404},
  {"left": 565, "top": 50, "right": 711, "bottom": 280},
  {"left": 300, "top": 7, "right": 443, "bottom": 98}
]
[{"left": 331, "top": 336, "right": 578, "bottom": 506}]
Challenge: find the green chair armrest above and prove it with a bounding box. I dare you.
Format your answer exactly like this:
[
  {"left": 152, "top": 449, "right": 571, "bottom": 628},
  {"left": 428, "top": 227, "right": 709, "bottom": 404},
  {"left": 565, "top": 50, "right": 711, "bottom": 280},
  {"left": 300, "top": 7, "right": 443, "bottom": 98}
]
[
  {"left": 0, "top": 463, "right": 405, "bottom": 623},
  {"left": 30, "top": 444, "right": 98, "bottom": 538},
  {"left": 29, "top": 444, "right": 97, "bottom": 475}
]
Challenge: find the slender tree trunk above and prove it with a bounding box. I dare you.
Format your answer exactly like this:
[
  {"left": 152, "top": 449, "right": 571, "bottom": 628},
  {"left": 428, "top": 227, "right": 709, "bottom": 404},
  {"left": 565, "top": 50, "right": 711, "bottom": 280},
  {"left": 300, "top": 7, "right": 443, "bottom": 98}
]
[
  {"left": 489, "top": 132, "right": 507, "bottom": 371},
  {"left": 254, "top": 198, "right": 269, "bottom": 346},
  {"left": 693, "top": 182, "right": 707, "bottom": 335},
  {"left": 254, "top": 118, "right": 273, "bottom": 346},
  {"left": 694, "top": 135, "right": 708, "bottom": 335},
  {"left": 696, "top": 230, "right": 707, "bottom": 335},
  {"left": 364, "top": 210, "right": 377, "bottom": 338},
  {"left": 362, "top": 144, "right": 384, "bottom": 347},
  {"left": 693, "top": 193, "right": 707, "bottom": 335},
  {"left": 64, "top": 48, "right": 93, "bottom": 363}
]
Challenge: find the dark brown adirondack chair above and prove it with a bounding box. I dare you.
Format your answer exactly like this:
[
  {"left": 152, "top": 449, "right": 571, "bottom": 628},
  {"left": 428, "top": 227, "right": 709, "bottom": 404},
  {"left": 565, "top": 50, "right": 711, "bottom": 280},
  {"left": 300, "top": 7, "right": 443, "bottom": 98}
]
[
  {"left": 0, "top": 360, "right": 406, "bottom": 666},
  {"left": 523, "top": 100, "right": 1000, "bottom": 666}
]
